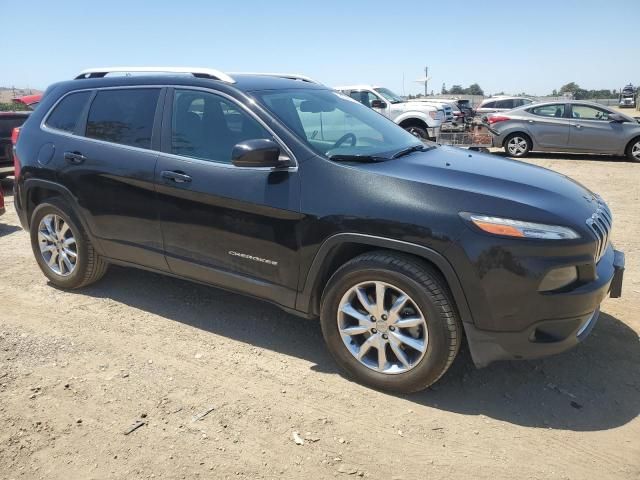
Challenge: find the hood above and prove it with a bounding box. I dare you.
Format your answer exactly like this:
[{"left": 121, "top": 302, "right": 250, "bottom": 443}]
[
  {"left": 357, "top": 146, "right": 599, "bottom": 227},
  {"left": 393, "top": 101, "right": 436, "bottom": 113}
]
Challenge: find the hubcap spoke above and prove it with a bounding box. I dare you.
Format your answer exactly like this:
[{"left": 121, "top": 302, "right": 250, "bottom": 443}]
[
  {"left": 377, "top": 337, "right": 387, "bottom": 371},
  {"left": 341, "top": 303, "right": 372, "bottom": 326},
  {"left": 389, "top": 330, "right": 425, "bottom": 353},
  {"left": 357, "top": 335, "right": 377, "bottom": 360},
  {"left": 394, "top": 316, "right": 423, "bottom": 328},
  {"left": 388, "top": 294, "right": 408, "bottom": 321},
  {"left": 388, "top": 336, "right": 410, "bottom": 368},
  {"left": 355, "top": 287, "right": 374, "bottom": 314},
  {"left": 374, "top": 282, "right": 386, "bottom": 317}
]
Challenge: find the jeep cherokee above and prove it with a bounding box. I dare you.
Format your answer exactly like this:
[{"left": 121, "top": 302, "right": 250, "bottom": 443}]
[{"left": 13, "top": 67, "right": 625, "bottom": 392}]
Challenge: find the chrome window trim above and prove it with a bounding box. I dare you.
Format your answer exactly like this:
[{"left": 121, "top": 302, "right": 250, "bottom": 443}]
[{"left": 40, "top": 84, "right": 298, "bottom": 172}]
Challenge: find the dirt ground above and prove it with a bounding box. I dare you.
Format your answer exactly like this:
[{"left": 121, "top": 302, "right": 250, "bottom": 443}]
[{"left": 0, "top": 151, "right": 638, "bottom": 480}]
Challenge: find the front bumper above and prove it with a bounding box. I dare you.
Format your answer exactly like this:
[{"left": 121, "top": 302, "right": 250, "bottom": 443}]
[
  {"left": 427, "top": 126, "right": 440, "bottom": 140},
  {"left": 465, "top": 249, "right": 625, "bottom": 367}
]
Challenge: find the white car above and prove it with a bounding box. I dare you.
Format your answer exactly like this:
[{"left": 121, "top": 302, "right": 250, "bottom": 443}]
[
  {"left": 335, "top": 85, "right": 443, "bottom": 140},
  {"left": 476, "top": 96, "right": 535, "bottom": 115}
]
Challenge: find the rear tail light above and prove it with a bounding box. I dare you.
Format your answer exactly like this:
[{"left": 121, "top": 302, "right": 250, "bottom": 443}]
[
  {"left": 487, "top": 115, "right": 511, "bottom": 125},
  {"left": 11, "top": 127, "right": 21, "bottom": 178}
]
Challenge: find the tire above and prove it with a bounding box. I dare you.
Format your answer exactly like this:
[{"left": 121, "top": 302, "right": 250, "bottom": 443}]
[
  {"left": 403, "top": 125, "right": 429, "bottom": 140},
  {"left": 625, "top": 137, "right": 640, "bottom": 162},
  {"left": 29, "top": 199, "right": 108, "bottom": 289},
  {"left": 504, "top": 133, "right": 532, "bottom": 157},
  {"left": 320, "top": 251, "right": 462, "bottom": 393}
]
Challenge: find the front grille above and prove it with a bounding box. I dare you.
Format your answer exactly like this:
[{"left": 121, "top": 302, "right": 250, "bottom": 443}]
[{"left": 585, "top": 197, "right": 612, "bottom": 263}]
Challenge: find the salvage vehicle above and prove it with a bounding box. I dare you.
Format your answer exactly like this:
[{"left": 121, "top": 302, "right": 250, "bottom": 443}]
[
  {"left": 489, "top": 100, "right": 640, "bottom": 161},
  {"left": 0, "top": 111, "right": 30, "bottom": 178},
  {"left": 476, "top": 96, "right": 534, "bottom": 115},
  {"left": 335, "top": 85, "right": 443, "bottom": 140},
  {"left": 13, "top": 67, "right": 624, "bottom": 392}
]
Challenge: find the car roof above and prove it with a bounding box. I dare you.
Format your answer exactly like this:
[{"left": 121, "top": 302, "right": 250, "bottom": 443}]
[{"left": 52, "top": 71, "right": 326, "bottom": 96}]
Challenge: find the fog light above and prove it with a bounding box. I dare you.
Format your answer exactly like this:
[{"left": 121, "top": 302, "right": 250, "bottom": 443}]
[{"left": 539, "top": 266, "right": 578, "bottom": 292}]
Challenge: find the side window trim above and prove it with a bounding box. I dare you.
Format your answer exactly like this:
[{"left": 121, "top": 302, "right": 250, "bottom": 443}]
[
  {"left": 160, "top": 86, "right": 297, "bottom": 169},
  {"left": 73, "top": 90, "right": 97, "bottom": 136},
  {"left": 41, "top": 88, "right": 94, "bottom": 135}
]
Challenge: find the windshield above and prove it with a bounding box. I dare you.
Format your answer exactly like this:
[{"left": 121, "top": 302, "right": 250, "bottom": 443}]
[
  {"left": 253, "top": 88, "right": 428, "bottom": 160},
  {"left": 374, "top": 87, "right": 404, "bottom": 104}
]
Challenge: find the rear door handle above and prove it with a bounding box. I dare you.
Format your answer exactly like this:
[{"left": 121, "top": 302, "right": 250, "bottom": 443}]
[
  {"left": 527, "top": 120, "right": 535, "bottom": 124},
  {"left": 64, "top": 151, "right": 86, "bottom": 165},
  {"left": 161, "top": 170, "right": 192, "bottom": 183},
  {"left": 574, "top": 124, "right": 583, "bottom": 129}
]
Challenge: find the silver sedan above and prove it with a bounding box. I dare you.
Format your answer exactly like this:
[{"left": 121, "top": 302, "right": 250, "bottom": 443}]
[{"left": 489, "top": 101, "right": 640, "bottom": 161}]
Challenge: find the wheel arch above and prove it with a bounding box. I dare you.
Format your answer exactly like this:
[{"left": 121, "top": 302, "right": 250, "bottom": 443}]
[
  {"left": 624, "top": 135, "right": 640, "bottom": 159},
  {"left": 296, "top": 233, "right": 474, "bottom": 327},
  {"left": 21, "top": 179, "right": 103, "bottom": 254},
  {"left": 502, "top": 130, "right": 533, "bottom": 148}
]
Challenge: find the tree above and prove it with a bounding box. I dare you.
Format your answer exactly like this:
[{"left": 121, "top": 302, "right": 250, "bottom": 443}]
[
  {"left": 441, "top": 83, "right": 447, "bottom": 94},
  {"left": 465, "top": 83, "right": 484, "bottom": 96},
  {"left": 551, "top": 89, "right": 558, "bottom": 96},
  {"left": 559, "top": 82, "right": 580, "bottom": 97},
  {"left": 449, "top": 85, "right": 464, "bottom": 94}
]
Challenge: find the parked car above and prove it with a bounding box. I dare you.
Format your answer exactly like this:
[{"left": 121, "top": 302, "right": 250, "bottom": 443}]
[
  {"left": 0, "top": 111, "right": 31, "bottom": 178},
  {"left": 12, "top": 94, "right": 43, "bottom": 110},
  {"left": 14, "top": 67, "right": 624, "bottom": 393},
  {"left": 488, "top": 100, "right": 640, "bottom": 161},
  {"left": 335, "top": 85, "right": 443, "bottom": 140},
  {"left": 476, "top": 96, "right": 534, "bottom": 116}
]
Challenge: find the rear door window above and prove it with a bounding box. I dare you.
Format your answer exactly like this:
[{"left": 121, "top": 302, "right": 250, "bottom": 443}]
[
  {"left": 530, "top": 104, "right": 565, "bottom": 118},
  {"left": 495, "top": 99, "right": 515, "bottom": 109},
  {"left": 45, "top": 91, "right": 92, "bottom": 133},
  {"left": 481, "top": 101, "right": 496, "bottom": 109},
  {"left": 86, "top": 89, "right": 160, "bottom": 148}
]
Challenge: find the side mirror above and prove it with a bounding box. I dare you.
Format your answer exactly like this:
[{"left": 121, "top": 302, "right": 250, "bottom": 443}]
[
  {"left": 371, "top": 99, "right": 387, "bottom": 109},
  {"left": 232, "top": 139, "right": 290, "bottom": 168},
  {"left": 608, "top": 113, "right": 626, "bottom": 123}
]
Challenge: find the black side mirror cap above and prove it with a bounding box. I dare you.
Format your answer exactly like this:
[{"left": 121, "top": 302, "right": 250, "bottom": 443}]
[
  {"left": 231, "top": 139, "right": 291, "bottom": 168},
  {"left": 371, "top": 99, "right": 387, "bottom": 109}
]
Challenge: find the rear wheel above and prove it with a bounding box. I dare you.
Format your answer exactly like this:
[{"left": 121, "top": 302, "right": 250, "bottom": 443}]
[
  {"left": 504, "top": 133, "right": 531, "bottom": 157},
  {"left": 320, "top": 251, "right": 462, "bottom": 393},
  {"left": 30, "top": 200, "right": 108, "bottom": 289},
  {"left": 626, "top": 137, "right": 640, "bottom": 162}
]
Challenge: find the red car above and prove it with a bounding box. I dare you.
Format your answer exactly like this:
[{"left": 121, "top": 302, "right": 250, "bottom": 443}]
[{"left": 12, "top": 94, "right": 42, "bottom": 109}]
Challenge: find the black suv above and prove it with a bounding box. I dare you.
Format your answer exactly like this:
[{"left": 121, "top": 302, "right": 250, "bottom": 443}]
[{"left": 14, "top": 68, "right": 624, "bottom": 392}]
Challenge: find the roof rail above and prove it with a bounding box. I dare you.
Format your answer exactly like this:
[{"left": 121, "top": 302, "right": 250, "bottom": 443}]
[
  {"left": 74, "top": 67, "right": 235, "bottom": 83},
  {"left": 229, "top": 72, "right": 319, "bottom": 84}
]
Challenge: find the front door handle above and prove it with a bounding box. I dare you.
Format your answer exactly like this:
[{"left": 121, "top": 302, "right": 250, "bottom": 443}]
[
  {"left": 574, "top": 124, "right": 583, "bottom": 129},
  {"left": 161, "top": 170, "right": 192, "bottom": 183},
  {"left": 64, "top": 151, "right": 86, "bottom": 165},
  {"left": 527, "top": 119, "right": 535, "bottom": 124}
]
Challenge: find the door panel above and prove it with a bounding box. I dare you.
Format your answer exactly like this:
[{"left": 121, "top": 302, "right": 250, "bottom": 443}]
[
  {"left": 55, "top": 87, "right": 166, "bottom": 270},
  {"left": 155, "top": 157, "right": 302, "bottom": 306},
  {"left": 568, "top": 105, "right": 623, "bottom": 152},
  {"left": 156, "top": 88, "right": 302, "bottom": 307},
  {"left": 525, "top": 104, "right": 569, "bottom": 148}
]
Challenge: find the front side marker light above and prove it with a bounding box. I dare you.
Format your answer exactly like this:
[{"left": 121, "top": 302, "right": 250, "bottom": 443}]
[{"left": 468, "top": 215, "right": 580, "bottom": 240}]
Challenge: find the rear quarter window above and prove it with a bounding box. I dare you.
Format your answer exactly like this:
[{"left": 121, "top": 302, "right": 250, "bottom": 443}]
[
  {"left": 45, "top": 91, "right": 92, "bottom": 133},
  {"left": 85, "top": 89, "right": 160, "bottom": 149}
]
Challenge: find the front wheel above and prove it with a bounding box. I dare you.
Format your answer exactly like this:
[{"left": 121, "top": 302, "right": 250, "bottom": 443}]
[
  {"left": 504, "top": 133, "right": 531, "bottom": 157},
  {"left": 626, "top": 137, "right": 640, "bottom": 162},
  {"left": 320, "top": 251, "right": 462, "bottom": 393}
]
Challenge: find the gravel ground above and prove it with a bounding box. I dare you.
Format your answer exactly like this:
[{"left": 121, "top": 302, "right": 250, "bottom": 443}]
[{"left": 0, "top": 151, "right": 638, "bottom": 480}]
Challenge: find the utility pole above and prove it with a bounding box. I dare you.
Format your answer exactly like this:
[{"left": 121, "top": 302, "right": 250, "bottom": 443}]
[{"left": 424, "top": 66, "right": 428, "bottom": 97}]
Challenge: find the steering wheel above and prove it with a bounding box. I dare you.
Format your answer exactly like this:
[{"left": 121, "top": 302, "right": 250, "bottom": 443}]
[{"left": 333, "top": 133, "right": 356, "bottom": 149}]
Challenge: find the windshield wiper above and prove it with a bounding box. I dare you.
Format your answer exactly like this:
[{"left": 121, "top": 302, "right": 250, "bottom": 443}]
[
  {"left": 391, "top": 144, "right": 430, "bottom": 159},
  {"left": 328, "top": 154, "right": 387, "bottom": 163}
]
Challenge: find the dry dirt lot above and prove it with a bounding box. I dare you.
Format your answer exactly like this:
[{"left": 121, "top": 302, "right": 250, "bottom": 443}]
[{"left": 0, "top": 152, "right": 638, "bottom": 480}]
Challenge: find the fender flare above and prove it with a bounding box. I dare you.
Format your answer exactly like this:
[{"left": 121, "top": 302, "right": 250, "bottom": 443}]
[
  {"left": 21, "top": 178, "right": 104, "bottom": 254},
  {"left": 295, "top": 233, "right": 473, "bottom": 326}
]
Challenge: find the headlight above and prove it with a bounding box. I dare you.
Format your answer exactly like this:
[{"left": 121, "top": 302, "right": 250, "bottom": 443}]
[
  {"left": 429, "top": 111, "right": 437, "bottom": 119},
  {"left": 539, "top": 266, "right": 578, "bottom": 291},
  {"left": 465, "top": 214, "right": 580, "bottom": 240}
]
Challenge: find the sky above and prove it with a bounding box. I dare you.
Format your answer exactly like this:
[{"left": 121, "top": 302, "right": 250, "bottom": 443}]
[{"left": 3, "top": 0, "right": 639, "bottom": 96}]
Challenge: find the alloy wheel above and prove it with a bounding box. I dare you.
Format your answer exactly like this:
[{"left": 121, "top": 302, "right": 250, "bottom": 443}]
[
  {"left": 337, "top": 281, "right": 428, "bottom": 374},
  {"left": 632, "top": 141, "right": 640, "bottom": 161},
  {"left": 507, "top": 136, "right": 528, "bottom": 156},
  {"left": 38, "top": 214, "right": 77, "bottom": 276}
]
